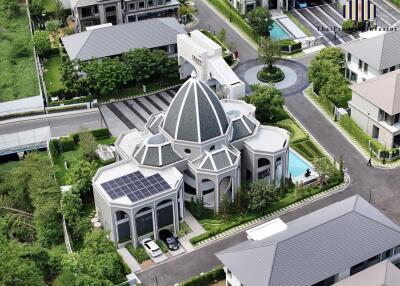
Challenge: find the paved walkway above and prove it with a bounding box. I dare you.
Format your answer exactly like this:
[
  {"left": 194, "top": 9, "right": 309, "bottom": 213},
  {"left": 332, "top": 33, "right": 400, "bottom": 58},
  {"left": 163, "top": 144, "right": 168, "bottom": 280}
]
[
  {"left": 178, "top": 209, "right": 206, "bottom": 252},
  {"left": 117, "top": 247, "right": 142, "bottom": 273}
]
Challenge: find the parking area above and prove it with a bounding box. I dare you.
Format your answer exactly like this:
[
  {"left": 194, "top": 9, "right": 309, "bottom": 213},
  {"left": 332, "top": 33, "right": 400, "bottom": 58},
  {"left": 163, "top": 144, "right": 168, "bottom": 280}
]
[{"left": 99, "top": 87, "right": 180, "bottom": 136}]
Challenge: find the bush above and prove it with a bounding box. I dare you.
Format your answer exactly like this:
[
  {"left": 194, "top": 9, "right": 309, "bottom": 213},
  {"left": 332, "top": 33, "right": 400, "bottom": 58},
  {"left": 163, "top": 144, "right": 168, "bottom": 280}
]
[
  {"left": 280, "top": 39, "right": 302, "bottom": 54},
  {"left": 180, "top": 266, "right": 225, "bottom": 286},
  {"left": 48, "top": 139, "right": 60, "bottom": 160},
  {"left": 90, "top": 128, "right": 111, "bottom": 139},
  {"left": 257, "top": 66, "right": 285, "bottom": 83},
  {"left": 126, "top": 245, "right": 149, "bottom": 263},
  {"left": 60, "top": 136, "right": 75, "bottom": 152},
  {"left": 48, "top": 96, "right": 91, "bottom": 106},
  {"left": 32, "top": 30, "right": 51, "bottom": 57}
]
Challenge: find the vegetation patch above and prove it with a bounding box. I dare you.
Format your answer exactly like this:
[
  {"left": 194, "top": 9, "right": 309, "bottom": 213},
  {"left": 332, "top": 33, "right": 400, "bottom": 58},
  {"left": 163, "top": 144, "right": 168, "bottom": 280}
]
[
  {"left": 0, "top": 0, "right": 39, "bottom": 101},
  {"left": 127, "top": 245, "right": 150, "bottom": 263},
  {"left": 43, "top": 55, "right": 64, "bottom": 93},
  {"left": 257, "top": 66, "right": 285, "bottom": 83},
  {"left": 274, "top": 118, "right": 308, "bottom": 143},
  {"left": 285, "top": 12, "right": 313, "bottom": 37},
  {"left": 179, "top": 266, "right": 225, "bottom": 286}
]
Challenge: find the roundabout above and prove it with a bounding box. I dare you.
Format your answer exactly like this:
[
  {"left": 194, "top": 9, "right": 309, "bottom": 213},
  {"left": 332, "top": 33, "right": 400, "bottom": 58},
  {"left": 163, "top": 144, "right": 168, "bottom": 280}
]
[{"left": 237, "top": 59, "right": 309, "bottom": 96}]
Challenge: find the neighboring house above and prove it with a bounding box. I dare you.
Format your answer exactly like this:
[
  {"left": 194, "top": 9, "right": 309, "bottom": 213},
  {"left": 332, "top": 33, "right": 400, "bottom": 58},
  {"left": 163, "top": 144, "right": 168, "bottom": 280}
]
[
  {"left": 333, "top": 260, "right": 400, "bottom": 286},
  {"left": 348, "top": 70, "right": 400, "bottom": 148},
  {"left": 341, "top": 30, "right": 400, "bottom": 83},
  {"left": 61, "top": 18, "right": 185, "bottom": 61},
  {"left": 216, "top": 195, "right": 400, "bottom": 286},
  {"left": 69, "top": 0, "right": 179, "bottom": 32},
  {"left": 232, "top": 0, "right": 287, "bottom": 15},
  {"left": 92, "top": 72, "right": 290, "bottom": 247}
]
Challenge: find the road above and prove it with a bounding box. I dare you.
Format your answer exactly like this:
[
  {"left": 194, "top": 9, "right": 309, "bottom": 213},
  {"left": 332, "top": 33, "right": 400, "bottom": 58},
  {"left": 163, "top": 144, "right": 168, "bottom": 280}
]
[
  {"left": 0, "top": 109, "right": 105, "bottom": 137},
  {"left": 138, "top": 1, "right": 400, "bottom": 285}
]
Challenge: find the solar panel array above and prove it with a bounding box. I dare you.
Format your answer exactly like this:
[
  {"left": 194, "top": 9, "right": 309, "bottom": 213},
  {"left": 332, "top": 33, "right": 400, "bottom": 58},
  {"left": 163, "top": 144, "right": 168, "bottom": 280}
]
[{"left": 101, "top": 171, "right": 170, "bottom": 202}]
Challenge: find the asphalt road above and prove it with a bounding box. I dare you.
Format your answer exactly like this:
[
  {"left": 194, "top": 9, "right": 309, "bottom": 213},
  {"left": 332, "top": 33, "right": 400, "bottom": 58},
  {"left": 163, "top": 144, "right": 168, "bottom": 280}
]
[
  {"left": 138, "top": 2, "right": 400, "bottom": 285},
  {"left": 0, "top": 109, "right": 105, "bottom": 137}
]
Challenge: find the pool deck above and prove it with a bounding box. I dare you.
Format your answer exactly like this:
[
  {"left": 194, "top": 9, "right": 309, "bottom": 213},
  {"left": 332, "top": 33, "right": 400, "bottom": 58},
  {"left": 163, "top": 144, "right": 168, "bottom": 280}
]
[{"left": 274, "top": 14, "right": 308, "bottom": 39}]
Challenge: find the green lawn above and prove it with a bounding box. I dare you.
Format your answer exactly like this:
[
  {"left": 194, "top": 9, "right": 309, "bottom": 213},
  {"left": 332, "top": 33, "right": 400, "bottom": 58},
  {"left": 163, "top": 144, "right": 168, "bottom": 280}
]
[
  {"left": 44, "top": 55, "right": 64, "bottom": 93},
  {"left": 0, "top": 4, "right": 39, "bottom": 102},
  {"left": 0, "top": 160, "right": 21, "bottom": 178}
]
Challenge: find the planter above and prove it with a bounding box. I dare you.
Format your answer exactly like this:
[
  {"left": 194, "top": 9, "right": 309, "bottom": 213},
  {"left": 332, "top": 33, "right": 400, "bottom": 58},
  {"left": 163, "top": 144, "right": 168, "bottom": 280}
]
[{"left": 257, "top": 66, "right": 285, "bottom": 83}]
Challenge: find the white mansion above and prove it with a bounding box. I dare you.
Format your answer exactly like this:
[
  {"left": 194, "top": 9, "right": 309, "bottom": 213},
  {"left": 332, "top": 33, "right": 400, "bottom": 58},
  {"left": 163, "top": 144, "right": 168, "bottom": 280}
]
[{"left": 92, "top": 72, "right": 290, "bottom": 247}]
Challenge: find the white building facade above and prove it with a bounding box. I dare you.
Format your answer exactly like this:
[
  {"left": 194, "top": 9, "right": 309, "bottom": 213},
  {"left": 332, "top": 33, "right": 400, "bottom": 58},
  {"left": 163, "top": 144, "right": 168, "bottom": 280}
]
[{"left": 92, "top": 73, "right": 290, "bottom": 248}]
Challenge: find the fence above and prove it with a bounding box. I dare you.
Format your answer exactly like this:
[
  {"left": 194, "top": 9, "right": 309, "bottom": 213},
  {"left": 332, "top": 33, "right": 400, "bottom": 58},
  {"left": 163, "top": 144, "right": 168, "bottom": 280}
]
[{"left": 300, "top": 36, "right": 324, "bottom": 49}]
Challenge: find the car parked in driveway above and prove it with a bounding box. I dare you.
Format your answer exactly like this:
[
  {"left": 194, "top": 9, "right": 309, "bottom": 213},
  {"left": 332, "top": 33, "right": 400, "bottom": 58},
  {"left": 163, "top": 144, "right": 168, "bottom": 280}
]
[
  {"left": 141, "top": 238, "right": 162, "bottom": 257},
  {"left": 159, "top": 229, "right": 180, "bottom": 251}
]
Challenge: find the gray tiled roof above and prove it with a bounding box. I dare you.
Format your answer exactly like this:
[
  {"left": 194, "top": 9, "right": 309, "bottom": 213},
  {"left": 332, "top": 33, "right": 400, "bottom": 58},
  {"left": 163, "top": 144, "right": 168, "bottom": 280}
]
[
  {"left": 163, "top": 73, "right": 229, "bottom": 143},
  {"left": 341, "top": 30, "right": 400, "bottom": 70},
  {"left": 134, "top": 135, "right": 182, "bottom": 167},
  {"left": 216, "top": 195, "right": 400, "bottom": 286},
  {"left": 61, "top": 18, "right": 185, "bottom": 61},
  {"left": 231, "top": 114, "right": 257, "bottom": 141},
  {"left": 192, "top": 146, "right": 239, "bottom": 171},
  {"left": 333, "top": 260, "right": 400, "bottom": 286}
]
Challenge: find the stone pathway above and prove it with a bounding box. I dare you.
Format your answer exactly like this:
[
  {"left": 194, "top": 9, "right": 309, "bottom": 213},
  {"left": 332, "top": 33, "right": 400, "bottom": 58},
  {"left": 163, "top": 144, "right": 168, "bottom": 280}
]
[
  {"left": 117, "top": 247, "right": 142, "bottom": 272},
  {"left": 178, "top": 209, "right": 206, "bottom": 252}
]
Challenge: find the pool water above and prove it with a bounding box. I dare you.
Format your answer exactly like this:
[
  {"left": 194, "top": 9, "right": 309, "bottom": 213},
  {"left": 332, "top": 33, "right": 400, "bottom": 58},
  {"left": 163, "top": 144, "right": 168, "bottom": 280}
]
[
  {"left": 270, "top": 21, "right": 291, "bottom": 40},
  {"left": 288, "top": 149, "right": 313, "bottom": 180}
]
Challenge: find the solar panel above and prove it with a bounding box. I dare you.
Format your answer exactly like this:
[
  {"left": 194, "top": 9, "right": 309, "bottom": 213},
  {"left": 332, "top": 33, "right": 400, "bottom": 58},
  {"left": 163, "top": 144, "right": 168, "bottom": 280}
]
[{"left": 100, "top": 171, "right": 171, "bottom": 203}]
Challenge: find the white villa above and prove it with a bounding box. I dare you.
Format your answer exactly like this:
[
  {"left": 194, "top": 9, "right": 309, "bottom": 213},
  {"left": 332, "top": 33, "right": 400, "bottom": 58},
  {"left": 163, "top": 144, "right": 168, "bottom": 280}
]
[
  {"left": 92, "top": 72, "right": 290, "bottom": 247},
  {"left": 341, "top": 30, "right": 400, "bottom": 83},
  {"left": 217, "top": 195, "right": 400, "bottom": 286},
  {"left": 348, "top": 70, "right": 400, "bottom": 148}
]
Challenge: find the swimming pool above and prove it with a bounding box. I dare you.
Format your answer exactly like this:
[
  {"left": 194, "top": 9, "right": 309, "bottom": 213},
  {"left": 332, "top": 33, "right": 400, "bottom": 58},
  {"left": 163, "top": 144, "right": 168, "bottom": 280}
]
[
  {"left": 270, "top": 21, "right": 291, "bottom": 40},
  {"left": 288, "top": 149, "right": 313, "bottom": 180}
]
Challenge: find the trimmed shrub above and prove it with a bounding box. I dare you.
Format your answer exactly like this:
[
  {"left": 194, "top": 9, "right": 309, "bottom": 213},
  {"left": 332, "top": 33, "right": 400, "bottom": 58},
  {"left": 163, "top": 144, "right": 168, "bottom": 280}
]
[
  {"left": 180, "top": 266, "right": 225, "bottom": 286},
  {"left": 91, "top": 128, "right": 110, "bottom": 139},
  {"left": 60, "top": 136, "right": 75, "bottom": 151},
  {"left": 126, "top": 245, "right": 149, "bottom": 263},
  {"left": 280, "top": 39, "right": 302, "bottom": 54},
  {"left": 48, "top": 139, "right": 60, "bottom": 160},
  {"left": 257, "top": 66, "right": 285, "bottom": 83}
]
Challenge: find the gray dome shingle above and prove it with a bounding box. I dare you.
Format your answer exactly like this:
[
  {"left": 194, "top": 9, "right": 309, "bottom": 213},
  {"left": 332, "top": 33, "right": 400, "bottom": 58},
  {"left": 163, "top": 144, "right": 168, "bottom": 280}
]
[{"left": 163, "top": 74, "right": 229, "bottom": 143}]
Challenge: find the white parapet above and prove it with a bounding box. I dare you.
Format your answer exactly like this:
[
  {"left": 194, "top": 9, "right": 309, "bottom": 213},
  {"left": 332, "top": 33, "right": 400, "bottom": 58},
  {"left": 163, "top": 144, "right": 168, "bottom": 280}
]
[{"left": 246, "top": 218, "right": 288, "bottom": 241}]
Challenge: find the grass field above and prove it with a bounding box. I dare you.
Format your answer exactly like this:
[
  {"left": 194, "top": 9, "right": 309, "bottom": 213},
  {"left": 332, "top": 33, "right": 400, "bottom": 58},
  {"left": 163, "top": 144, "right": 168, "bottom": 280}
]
[
  {"left": 0, "top": 4, "right": 39, "bottom": 102},
  {"left": 44, "top": 55, "right": 64, "bottom": 92}
]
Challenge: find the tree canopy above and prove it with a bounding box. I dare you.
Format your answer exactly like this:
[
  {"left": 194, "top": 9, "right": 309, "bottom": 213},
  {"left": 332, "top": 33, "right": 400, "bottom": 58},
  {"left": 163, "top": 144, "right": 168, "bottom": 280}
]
[
  {"left": 259, "top": 39, "right": 282, "bottom": 71},
  {"left": 248, "top": 179, "right": 277, "bottom": 212},
  {"left": 247, "top": 7, "right": 273, "bottom": 39}
]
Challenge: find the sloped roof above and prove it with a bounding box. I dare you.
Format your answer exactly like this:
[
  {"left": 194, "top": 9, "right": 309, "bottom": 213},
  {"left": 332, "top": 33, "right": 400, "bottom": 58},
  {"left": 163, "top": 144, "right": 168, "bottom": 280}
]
[
  {"left": 192, "top": 146, "right": 239, "bottom": 171},
  {"left": 341, "top": 30, "right": 400, "bottom": 70},
  {"left": 216, "top": 195, "right": 400, "bottom": 286},
  {"left": 134, "top": 134, "right": 182, "bottom": 167},
  {"left": 350, "top": 70, "right": 400, "bottom": 115},
  {"left": 61, "top": 18, "right": 185, "bottom": 61},
  {"left": 163, "top": 72, "right": 229, "bottom": 143},
  {"left": 231, "top": 114, "right": 257, "bottom": 141},
  {"left": 333, "top": 260, "right": 400, "bottom": 286}
]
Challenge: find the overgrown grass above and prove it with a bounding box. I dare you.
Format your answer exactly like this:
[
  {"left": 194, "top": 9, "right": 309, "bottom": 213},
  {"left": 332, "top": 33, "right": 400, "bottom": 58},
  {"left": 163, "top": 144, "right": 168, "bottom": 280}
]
[
  {"left": 44, "top": 55, "right": 64, "bottom": 93},
  {"left": 0, "top": 3, "right": 39, "bottom": 101},
  {"left": 286, "top": 12, "right": 313, "bottom": 37}
]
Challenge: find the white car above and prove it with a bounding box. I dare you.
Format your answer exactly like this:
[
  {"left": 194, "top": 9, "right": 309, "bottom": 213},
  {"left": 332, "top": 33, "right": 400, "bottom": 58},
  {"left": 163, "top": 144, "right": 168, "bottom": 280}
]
[{"left": 141, "top": 238, "right": 162, "bottom": 258}]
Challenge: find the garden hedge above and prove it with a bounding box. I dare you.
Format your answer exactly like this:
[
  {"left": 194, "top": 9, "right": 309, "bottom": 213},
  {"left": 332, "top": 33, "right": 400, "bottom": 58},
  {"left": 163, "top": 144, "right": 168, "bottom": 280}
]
[
  {"left": 180, "top": 266, "right": 225, "bottom": 286},
  {"left": 60, "top": 136, "right": 75, "bottom": 152}
]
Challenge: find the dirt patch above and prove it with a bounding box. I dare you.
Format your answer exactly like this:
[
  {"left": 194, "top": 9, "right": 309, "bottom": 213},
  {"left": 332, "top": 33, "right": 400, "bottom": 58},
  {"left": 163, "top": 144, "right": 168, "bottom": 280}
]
[{"left": 140, "top": 259, "right": 155, "bottom": 269}]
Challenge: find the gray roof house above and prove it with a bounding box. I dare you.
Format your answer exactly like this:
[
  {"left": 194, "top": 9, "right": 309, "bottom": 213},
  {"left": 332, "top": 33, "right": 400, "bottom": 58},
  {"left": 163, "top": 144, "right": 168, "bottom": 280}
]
[
  {"left": 61, "top": 17, "right": 185, "bottom": 61},
  {"left": 333, "top": 260, "right": 400, "bottom": 286},
  {"left": 342, "top": 30, "right": 400, "bottom": 83},
  {"left": 216, "top": 195, "right": 400, "bottom": 286}
]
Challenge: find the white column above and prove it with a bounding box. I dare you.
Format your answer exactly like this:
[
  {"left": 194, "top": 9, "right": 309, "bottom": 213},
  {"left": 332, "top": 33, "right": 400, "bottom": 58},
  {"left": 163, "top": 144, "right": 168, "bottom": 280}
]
[
  {"left": 131, "top": 211, "right": 138, "bottom": 247},
  {"left": 152, "top": 208, "right": 158, "bottom": 240}
]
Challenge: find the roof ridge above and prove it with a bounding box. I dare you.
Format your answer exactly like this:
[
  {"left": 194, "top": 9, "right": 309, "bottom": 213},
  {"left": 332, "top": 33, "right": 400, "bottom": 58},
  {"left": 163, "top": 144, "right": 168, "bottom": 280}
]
[
  {"left": 217, "top": 241, "right": 277, "bottom": 255},
  {"left": 355, "top": 211, "right": 400, "bottom": 234},
  {"left": 75, "top": 30, "right": 94, "bottom": 59}
]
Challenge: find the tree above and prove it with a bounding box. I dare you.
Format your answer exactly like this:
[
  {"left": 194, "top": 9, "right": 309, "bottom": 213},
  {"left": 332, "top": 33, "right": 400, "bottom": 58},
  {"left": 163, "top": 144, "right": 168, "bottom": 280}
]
[
  {"left": 61, "top": 59, "right": 84, "bottom": 97},
  {"left": 121, "top": 48, "right": 157, "bottom": 85},
  {"left": 46, "top": 20, "right": 61, "bottom": 37},
  {"left": 247, "top": 7, "right": 273, "bottom": 39},
  {"left": 248, "top": 84, "right": 286, "bottom": 124},
  {"left": 152, "top": 50, "right": 179, "bottom": 83},
  {"left": 248, "top": 179, "right": 276, "bottom": 213},
  {"left": 234, "top": 186, "right": 249, "bottom": 215},
  {"left": 308, "top": 59, "right": 341, "bottom": 94},
  {"left": 219, "top": 193, "right": 232, "bottom": 222},
  {"left": 320, "top": 73, "right": 352, "bottom": 108},
  {"left": 315, "top": 47, "right": 344, "bottom": 67},
  {"left": 259, "top": 39, "right": 281, "bottom": 71},
  {"left": 67, "top": 160, "right": 99, "bottom": 200},
  {"left": 79, "top": 128, "right": 98, "bottom": 161},
  {"left": 29, "top": 0, "right": 45, "bottom": 28},
  {"left": 62, "top": 230, "right": 128, "bottom": 286},
  {"left": 53, "top": 0, "right": 65, "bottom": 21},
  {"left": 217, "top": 28, "right": 227, "bottom": 44},
  {"left": 313, "top": 157, "right": 338, "bottom": 187},
  {"left": 32, "top": 30, "right": 51, "bottom": 56},
  {"left": 60, "top": 190, "right": 82, "bottom": 230}
]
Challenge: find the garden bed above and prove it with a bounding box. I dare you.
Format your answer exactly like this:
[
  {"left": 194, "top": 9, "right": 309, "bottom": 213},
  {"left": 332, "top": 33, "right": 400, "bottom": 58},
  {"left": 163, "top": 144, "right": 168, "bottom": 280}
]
[
  {"left": 43, "top": 55, "right": 64, "bottom": 93},
  {"left": 257, "top": 66, "right": 285, "bottom": 83}
]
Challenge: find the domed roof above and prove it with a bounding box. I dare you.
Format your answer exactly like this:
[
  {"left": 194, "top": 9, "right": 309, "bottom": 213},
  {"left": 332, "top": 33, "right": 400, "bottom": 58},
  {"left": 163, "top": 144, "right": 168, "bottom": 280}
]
[
  {"left": 163, "top": 72, "right": 229, "bottom": 143},
  {"left": 134, "top": 134, "right": 182, "bottom": 167}
]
